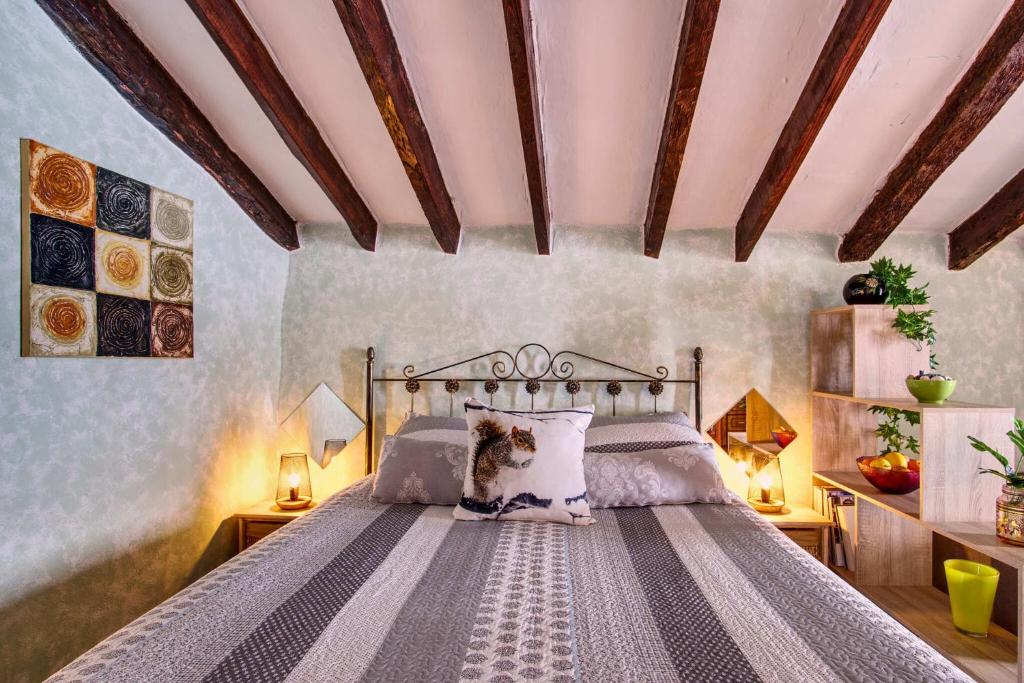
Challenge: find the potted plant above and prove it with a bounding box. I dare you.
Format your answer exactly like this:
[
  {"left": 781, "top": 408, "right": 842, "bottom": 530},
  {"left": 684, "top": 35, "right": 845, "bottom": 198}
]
[
  {"left": 970, "top": 419, "right": 1024, "bottom": 546},
  {"left": 868, "top": 257, "right": 955, "bottom": 403},
  {"left": 857, "top": 407, "right": 922, "bottom": 494}
]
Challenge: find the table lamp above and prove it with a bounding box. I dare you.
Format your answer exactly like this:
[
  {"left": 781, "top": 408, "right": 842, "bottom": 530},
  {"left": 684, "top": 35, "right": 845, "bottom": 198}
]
[{"left": 276, "top": 452, "right": 312, "bottom": 510}]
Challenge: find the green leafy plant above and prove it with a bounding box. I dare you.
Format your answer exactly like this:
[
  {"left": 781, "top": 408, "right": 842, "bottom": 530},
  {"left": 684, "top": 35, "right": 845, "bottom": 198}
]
[
  {"left": 971, "top": 418, "right": 1024, "bottom": 488},
  {"left": 869, "top": 257, "right": 937, "bottom": 368},
  {"left": 869, "top": 406, "right": 920, "bottom": 456}
]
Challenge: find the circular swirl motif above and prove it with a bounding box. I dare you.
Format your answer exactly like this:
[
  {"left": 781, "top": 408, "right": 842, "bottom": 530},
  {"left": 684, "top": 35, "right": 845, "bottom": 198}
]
[
  {"left": 99, "top": 175, "right": 148, "bottom": 231},
  {"left": 405, "top": 379, "right": 421, "bottom": 394},
  {"left": 514, "top": 343, "right": 553, "bottom": 380},
  {"left": 606, "top": 381, "right": 622, "bottom": 397},
  {"left": 155, "top": 200, "right": 190, "bottom": 241},
  {"left": 648, "top": 380, "right": 664, "bottom": 396},
  {"left": 98, "top": 297, "right": 148, "bottom": 355},
  {"left": 103, "top": 243, "right": 141, "bottom": 288},
  {"left": 525, "top": 379, "right": 541, "bottom": 395},
  {"left": 484, "top": 379, "right": 499, "bottom": 395},
  {"left": 444, "top": 379, "right": 460, "bottom": 394},
  {"left": 153, "top": 251, "right": 190, "bottom": 299},
  {"left": 33, "top": 218, "right": 92, "bottom": 287},
  {"left": 41, "top": 296, "right": 86, "bottom": 343},
  {"left": 565, "top": 380, "right": 581, "bottom": 395},
  {"left": 154, "top": 306, "right": 192, "bottom": 353},
  {"left": 36, "top": 153, "right": 90, "bottom": 212}
]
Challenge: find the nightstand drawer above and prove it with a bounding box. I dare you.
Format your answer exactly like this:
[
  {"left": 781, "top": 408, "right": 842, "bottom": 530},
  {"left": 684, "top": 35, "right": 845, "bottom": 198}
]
[
  {"left": 235, "top": 501, "right": 318, "bottom": 554},
  {"left": 780, "top": 527, "right": 823, "bottom": 561},
  {"left": 240, "top": 520, "right": 287, "bottom": 551}
]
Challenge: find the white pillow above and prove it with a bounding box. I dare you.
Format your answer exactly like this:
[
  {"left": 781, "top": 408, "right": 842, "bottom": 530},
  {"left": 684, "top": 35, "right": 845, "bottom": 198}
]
[{"left": 453, "top": 398, "right": 595, "bottom": 525}]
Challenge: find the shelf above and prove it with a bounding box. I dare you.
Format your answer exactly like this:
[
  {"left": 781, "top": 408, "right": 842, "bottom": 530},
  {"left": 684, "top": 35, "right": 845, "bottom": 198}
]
[
  {"left": 813, "top": 391, "right": 1011, "bottom": 413},
  {"left": 931, "top": 521, "right": 1024, "bottom": 571},
  {"left": 816, "top": 471, "right": 1024, "bottom": 570},
  {"left": 858, "top": 585, "right": 1017, "bottom": 683},
  {"left": 814, "top": 470, "right": 921, "bottom": 520}
]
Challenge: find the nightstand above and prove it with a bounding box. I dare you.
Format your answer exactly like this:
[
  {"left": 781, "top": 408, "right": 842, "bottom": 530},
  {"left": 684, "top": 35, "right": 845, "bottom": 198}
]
[
  {"left": 234, "top": 500, "right": 318, "bottom": 553},
  {"left": 758, "top": 505, "right": 831, "bottom": 563}
]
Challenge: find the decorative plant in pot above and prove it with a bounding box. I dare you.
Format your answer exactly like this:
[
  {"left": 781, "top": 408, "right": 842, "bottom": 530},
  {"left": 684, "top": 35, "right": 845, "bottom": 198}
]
[
  {"left": 857, "top": 407, "right": 922, "bottom": 494},
  {"left": 970, "top": 419, "right": 1024, "bottom": 546},
  {"left": 868, "top": 257, "right": 955, "bottom": 403}
]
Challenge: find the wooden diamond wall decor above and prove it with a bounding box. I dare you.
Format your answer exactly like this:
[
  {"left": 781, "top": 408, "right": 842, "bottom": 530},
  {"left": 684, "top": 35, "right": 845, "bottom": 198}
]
[{"left": 20, "top": 140, "right": 194, "bottom": 358}]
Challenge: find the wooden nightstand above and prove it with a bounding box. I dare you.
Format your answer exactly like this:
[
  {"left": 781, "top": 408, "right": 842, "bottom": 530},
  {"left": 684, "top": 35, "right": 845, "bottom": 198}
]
[
  {"left": 235, "top": 501, "right": 318, "bottom": 553},
  {"left": 758, "top": 505, "right": 832, "bottom": 563}
]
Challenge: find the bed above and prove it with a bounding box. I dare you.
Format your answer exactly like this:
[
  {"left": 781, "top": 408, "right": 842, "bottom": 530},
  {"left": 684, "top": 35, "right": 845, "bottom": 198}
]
[{"left": 49, "top": 345, "right": 971, "bottom": 682}]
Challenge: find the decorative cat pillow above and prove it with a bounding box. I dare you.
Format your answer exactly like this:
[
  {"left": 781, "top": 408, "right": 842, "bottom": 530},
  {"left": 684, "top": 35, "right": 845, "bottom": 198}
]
[{"left": 454, "top": 398, "right": 595, "bottom": 525}]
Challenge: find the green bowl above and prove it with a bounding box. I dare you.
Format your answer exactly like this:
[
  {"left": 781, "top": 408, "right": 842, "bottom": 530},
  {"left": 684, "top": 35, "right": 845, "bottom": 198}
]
[{"left": 906, "top": 378, "right": 956, "bottom": 404}]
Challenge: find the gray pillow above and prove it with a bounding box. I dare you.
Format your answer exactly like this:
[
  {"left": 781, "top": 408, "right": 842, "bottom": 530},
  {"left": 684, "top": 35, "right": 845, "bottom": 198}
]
[
  {"left": 371, "top": 435, "right": 466, "bottom": 504},
  {"left": 379, "top": 410, "right": 730, "bottom": 508},
  {"left": 584, "top": 445, "right": 734, "bottom": 508}
]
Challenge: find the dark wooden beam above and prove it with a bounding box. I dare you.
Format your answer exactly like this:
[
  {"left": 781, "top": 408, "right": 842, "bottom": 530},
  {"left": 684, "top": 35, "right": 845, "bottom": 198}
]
[
  {"left": 35, "top": 0, "right": 299, "bottom": 250},
  {"left": 502, "top": 0, "right": 551, "bottom": 255},
  {"left": 839, "top": 0, "right": 1024, "bottom": 262},
  {"left": 333, "top": 0, "right": 461, "bottom": 254},
  {"left": 734, "top": 0, "right": 890, "bottom": 262},
  {"left": 186, "top": 0, "right": 377, "bottom": 251},
  {"left": 643, "top": 0, "right": 720, "bottom": 259},
  {"left": 948, "top": 166, "right": 1024, "bottom": 269}
]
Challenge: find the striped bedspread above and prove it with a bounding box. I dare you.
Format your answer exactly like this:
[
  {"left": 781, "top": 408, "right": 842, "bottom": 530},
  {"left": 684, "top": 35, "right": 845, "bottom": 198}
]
[{"left": 51, "top": 478, "right": 968, "bottom": 682}]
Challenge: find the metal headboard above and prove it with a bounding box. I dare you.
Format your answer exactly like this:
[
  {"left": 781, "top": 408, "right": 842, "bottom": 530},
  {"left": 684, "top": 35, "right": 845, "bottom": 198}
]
[{"left": 363, "top": 343, "right": 703, "bottom": 474}]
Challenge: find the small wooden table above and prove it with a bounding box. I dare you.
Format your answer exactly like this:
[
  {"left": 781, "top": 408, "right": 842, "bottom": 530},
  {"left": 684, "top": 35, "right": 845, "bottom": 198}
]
[
  {"left": 757, "top": 504, "right": 832, "bottom": 563},
  {"left": 234, "top": 500, "right": 318, "bottom": 553}
]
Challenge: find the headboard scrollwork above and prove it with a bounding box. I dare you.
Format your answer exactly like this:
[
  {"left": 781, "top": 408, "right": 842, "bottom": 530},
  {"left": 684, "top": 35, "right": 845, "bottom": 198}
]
[{"left": 362, "top": 343, "right": 703, "bottom": 474}]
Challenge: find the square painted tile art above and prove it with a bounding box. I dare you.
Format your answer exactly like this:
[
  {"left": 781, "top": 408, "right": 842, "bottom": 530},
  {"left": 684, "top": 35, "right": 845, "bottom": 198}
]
[{"left": 21, "top": 139, "right": 194, "bottom": 358}]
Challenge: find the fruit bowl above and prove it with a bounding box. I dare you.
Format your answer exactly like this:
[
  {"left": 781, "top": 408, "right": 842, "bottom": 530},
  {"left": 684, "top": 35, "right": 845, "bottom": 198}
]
[
  {"left": 771, "top": 429, "right": 797, "bottom": 449},
  {"left": 857, "top": 456, "right": 921, "bottom": 495},
  {"left": 906, "top": 377, "right": 956, "bottom": 404}
]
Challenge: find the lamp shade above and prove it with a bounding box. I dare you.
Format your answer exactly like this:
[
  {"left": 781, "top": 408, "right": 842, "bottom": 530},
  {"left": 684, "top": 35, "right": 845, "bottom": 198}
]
[
  {"left": 747, "top": 453, "right": 785, "bottom": 513},
  {"left": 276, "top": 453, "right": 312, "bottom": 510}
]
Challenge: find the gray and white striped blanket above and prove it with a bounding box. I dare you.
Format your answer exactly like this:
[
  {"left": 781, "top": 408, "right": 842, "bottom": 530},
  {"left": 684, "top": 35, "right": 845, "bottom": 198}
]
[{"left": 50, "top": 478, "right": 969, "bottom": 682}]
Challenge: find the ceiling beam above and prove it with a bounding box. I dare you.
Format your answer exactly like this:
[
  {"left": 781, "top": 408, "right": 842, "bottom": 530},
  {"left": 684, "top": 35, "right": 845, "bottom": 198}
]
[
  {"left": 502, "top": 0, "right": 551, "bottom": 255},
  {"left": 734, "top": 0, "right": 891, "bottom": 262},
  {"left": 186, "top": 0, "right": 378, "bottom": 251},
  {"left": 34, "top": 0, "right": 299, "bottom": 250},
  {"left": 838, "top": 0, "right": 1024, "bottom": 262},
  {"left": 643, "top": 0, "right": 720, "bottom": 259},
  {"left": 947, "top": 166, "right": 1024, "bottom": 270},
  {"left": 333, "top": 0, "right": 461, "bottom": 254}
]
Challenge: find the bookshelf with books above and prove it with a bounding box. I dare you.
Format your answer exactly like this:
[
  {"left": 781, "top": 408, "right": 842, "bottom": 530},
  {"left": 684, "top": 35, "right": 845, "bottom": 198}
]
[{"left": 810, "top": 305, "right": 1020, "bottom": 683}]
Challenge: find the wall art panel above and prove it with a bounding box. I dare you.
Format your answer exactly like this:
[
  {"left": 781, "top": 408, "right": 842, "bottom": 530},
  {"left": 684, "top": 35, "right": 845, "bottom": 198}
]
[{"left": 20, "top": 139, "right": 193, "bottom": 357}]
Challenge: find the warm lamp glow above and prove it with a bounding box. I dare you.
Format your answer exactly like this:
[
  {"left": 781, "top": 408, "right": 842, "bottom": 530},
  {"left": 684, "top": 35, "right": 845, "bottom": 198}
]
[
  {"left": 748, "top": 454, "right": 785, "bottom": 513},
  {"left": 276, "top": 453, "right": 312, "bottom": 510},
  {"left": 734, "top": 460, "right": 750, "bottom": 475}
]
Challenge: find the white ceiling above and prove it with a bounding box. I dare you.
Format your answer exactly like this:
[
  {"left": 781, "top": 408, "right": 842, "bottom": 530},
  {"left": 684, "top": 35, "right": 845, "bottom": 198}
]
[{"left": 109, "top": 0, "right": 1022, "bottom": 243}]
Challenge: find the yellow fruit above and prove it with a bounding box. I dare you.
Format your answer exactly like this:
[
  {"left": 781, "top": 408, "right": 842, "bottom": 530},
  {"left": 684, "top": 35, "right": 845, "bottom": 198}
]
[
  {"left": 869, "top": 457, "right": 892, "bottom": 470},
  {"left": 884, "top": 452, "right": 909, "bottom": 468}
]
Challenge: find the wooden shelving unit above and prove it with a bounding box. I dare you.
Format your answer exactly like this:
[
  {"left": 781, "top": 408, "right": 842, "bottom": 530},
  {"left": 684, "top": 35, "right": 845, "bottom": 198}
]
[
  {"left": 810, "top": 305, "right": 1021, "bottom": 682},
  {"left": 862, "top": 585, "right": 1018, "bottom": 683}
]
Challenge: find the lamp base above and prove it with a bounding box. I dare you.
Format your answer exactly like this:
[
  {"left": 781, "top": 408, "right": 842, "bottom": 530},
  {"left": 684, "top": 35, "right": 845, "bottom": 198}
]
[
  {"left": 749, "top": 497, "right": 785, "bottom": 513},
  {"left": 276, "top": 496, "right": 312, "bottom": 510}
]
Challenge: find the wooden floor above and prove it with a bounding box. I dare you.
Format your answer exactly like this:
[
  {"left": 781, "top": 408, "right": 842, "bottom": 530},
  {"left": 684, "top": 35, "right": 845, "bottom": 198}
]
[{"left": 856, "top": 584, "right": 1017, "bottom": 683}]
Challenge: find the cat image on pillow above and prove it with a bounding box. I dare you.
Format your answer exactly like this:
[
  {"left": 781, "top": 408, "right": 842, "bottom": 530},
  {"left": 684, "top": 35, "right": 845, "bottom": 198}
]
[{"left": 470, "top": 418, "right": 536, "bottom": 501}]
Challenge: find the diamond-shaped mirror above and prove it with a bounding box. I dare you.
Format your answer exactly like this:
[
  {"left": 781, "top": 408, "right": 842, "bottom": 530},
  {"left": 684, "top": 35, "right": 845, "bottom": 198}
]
[
  {"left": 280, "top": 383, "right": 364, "bottom": 468},
  {"left": 709, "top": 389, "right": 796, "bottom": 513}
]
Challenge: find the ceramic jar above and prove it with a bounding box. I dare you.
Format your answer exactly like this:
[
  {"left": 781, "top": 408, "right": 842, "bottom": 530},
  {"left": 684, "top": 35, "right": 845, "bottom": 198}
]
[
  {"left": 842, "top": 273, "right": 887, "bottom": 304},
  {"left": 996, "top": 484, "right": 1024, "bottom": 546}
]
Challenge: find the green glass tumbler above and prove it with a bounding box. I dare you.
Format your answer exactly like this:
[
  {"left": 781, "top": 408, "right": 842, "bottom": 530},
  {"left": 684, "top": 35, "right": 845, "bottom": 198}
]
[{"left": 944, "top": 559, "right": 999, "bottom": 637}]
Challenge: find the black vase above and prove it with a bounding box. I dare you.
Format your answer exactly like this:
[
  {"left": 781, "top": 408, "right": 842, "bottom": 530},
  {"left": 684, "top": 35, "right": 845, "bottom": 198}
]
[{"left": 843, "top": 274, "right": 886, "bottom": 304}]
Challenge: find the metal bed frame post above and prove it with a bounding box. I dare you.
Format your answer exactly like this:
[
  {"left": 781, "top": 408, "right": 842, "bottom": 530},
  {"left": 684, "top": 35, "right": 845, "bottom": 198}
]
[{"left": 365, "top": 346, "right": 374, "bottom": 475}]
